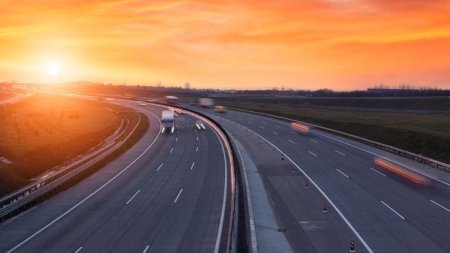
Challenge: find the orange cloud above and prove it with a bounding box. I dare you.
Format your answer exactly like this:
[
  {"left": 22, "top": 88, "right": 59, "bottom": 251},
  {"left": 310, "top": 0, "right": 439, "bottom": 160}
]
[{"left": 0, "top": 0, "right": 449, "bottom": 89}]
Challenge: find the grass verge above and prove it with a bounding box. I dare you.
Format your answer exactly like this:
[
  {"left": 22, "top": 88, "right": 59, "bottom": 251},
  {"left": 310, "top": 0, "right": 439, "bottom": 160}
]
[{"left": 217, "top": 101, "right": 450, "bottom": 164}]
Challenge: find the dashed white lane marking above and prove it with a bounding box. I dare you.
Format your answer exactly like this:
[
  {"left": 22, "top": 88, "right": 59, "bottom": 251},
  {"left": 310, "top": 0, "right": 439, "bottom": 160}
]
[
  {"left": 176, "top": 137, "right": 178, "bottom": 142},
  {"left": 336, "top": 169, "right": 349, "bottom": 178},
  {"left": 174, "top": 188, "right": 184, "bottom": 203},
  {"left": 197, "top": 136, "right": 199, "bottom": 141},
  {"left": 276, "top": 125, "right": 281, "bottom": 129},
  {"left": 227, "top": 112, "right": 374, "bottom": 253},
  {"left": 381, "top": 201, "right": 405, "bottom": 220},
  {"left": 190, "top": 162, "right": 195, "bottom": 170},
  {"left": 125, "top": 190, "right": 141, "bottom": 205},
  {"left": 288, "top": 140, "right": 295, "bottom": 144},
  {"left": 196, "top": 146, "right": 199, "bottom": 152},
  {"left": 335, "top": 150, "right": 346, "bottom": 156},
  {"left": 142, "top": 245, "right": 150, "bottom": 253},
  {"left": 314, "top": 131, "right": 450, "bottom": 187},
  {"left": 430, "top": 200, "right": 450, "bottom": 212},
  {"left": 370, "top": 167, "right": 386, "bottom": 177},
  {"left": 308, "top": 151, "right": 318, "bottom": 157},
  {"left": 169, "top": 147, "right": 174, "bottom": 153},
  {"left": 5, "top": 111, "right": 161, "bottom": 253},
  {"left": 259, "top": 126, "right": 265, "bottom": 129},
  {"left": 74, "top": 247, "right": 83, "bottom": 253},
  {"left": 273, "top": 131, "right": 279, "bottom": 136}
]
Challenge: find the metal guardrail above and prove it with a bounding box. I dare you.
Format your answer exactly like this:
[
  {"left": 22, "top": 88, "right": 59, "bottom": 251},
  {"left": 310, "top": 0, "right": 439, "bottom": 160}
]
[
  {"left": 230, "top": 107, "right": 450, "bottom": 172},
  {"left": 0, "top": 113, "right": 142, "bottom": 221}
]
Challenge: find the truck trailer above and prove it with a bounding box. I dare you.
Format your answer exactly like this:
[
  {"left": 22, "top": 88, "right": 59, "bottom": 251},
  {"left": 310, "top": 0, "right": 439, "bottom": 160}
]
[
  {"left": 161, "top": 110, "right": 175, "bottom": 134},
  {"left": 198, "top": 98, "right": 215, "bottom": 108}
]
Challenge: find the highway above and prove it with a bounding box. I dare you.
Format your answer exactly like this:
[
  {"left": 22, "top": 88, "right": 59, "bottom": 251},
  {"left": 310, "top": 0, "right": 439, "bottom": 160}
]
[
  {"left": 187, "top": 105, "right": 450, "bottom": 253},
  {"left": 0, "top": 101, "right": 233, "bottom": 253}
]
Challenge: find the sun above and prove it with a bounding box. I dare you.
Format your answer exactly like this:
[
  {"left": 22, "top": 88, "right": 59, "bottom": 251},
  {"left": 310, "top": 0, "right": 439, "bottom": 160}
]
[{"left": 46, "top": 61, "right": 61, "bottom": 76}]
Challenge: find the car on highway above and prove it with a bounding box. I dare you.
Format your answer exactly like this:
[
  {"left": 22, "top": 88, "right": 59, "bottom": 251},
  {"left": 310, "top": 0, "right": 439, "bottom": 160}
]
[{"left": 214, "top": 105, "right": 226, "bottom": 113}]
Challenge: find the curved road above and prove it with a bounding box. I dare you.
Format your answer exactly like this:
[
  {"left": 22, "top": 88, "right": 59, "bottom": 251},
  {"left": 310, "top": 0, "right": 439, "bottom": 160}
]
[
  {"left": 0, "top": 101, "right": 233, "bottom": 253},
  {"left": 188, "top": 105, "right": 450, "bottom": 253}
]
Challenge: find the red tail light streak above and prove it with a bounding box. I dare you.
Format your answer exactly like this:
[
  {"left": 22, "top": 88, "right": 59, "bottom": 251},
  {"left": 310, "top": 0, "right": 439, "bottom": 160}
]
[
  {"left": 373, "top": 158, "right": 430, "bottom": 185},
  {"left": 291, "top": 122, "right": 310, "bottom": 134}
]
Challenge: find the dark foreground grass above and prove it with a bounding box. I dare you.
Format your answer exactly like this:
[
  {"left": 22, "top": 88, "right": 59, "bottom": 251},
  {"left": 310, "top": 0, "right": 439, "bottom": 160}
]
[
  {"left": 216, "top": 100, "right": 450, "bottom": 164},
  {"left": 0, "top": 94, "right": 147, "bottom": 196},
  {"left": 0, "top": 112, "right": 149, "bottom": 220}
]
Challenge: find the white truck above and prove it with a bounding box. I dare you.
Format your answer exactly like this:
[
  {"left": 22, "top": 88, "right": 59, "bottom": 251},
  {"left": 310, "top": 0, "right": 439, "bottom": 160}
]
[
  {"left": 198, "top": 98, "right": 215, "bottom": 108},
  {"left": 161, "top": 110, "right": 175, "bottom": 134}
]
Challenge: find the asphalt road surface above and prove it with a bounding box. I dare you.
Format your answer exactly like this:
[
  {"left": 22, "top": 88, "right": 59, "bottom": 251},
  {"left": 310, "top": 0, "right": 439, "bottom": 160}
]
[
  {"left": 188, "top": 105, "right": 450, "bottom": 253},
  {"left": 0, "top": 101, "right": 232, "bottom": 253}
]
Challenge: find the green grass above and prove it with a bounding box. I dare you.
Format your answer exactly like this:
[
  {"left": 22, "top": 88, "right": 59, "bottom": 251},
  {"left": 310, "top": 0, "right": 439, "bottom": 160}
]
[{"left": 216, "top": 99, "right": 450, "bottom": 164}]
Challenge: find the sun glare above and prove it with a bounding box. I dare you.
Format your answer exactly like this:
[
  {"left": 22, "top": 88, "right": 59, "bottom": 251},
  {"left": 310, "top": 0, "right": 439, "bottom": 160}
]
[{"left": 46, "top": 61, "right": 61, "bottom": 76}]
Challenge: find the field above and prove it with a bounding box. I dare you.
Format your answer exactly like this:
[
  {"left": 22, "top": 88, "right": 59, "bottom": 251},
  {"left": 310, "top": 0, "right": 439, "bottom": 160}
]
[
  {"left": 0, "top": 92, "right": 15, "bottom": 100},
  {"left": 0, "top": 94, "right": 123, "bottom": 194},
  {"left": 214, "top": 97, "right": 450, "bottom": 164}
]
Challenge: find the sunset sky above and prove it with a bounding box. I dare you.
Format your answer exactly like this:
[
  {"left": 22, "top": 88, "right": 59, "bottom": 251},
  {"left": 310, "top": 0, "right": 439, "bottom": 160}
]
[{"left": 1, "top": 0, "right": 450, "bottom": 90}]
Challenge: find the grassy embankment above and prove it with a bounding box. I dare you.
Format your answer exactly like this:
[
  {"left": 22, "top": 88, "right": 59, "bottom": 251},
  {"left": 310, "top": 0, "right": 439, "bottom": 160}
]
[
  {"left": 0, "top": 94, "right": 128, "bottom": 195},
  {"left": 0, "top": 92, "right": 15, "bottom": 100},
  {"left": 214, "top": 97, "right": 450, "bottom": 164}
]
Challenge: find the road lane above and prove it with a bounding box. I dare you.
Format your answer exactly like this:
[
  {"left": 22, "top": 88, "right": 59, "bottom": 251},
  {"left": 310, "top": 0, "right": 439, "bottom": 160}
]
[
  {"left": 0, "top": 102, "right": 231, "bottom": 253},
  {"left": 188, "top": 105, "right": 450, "bottom": 253}
]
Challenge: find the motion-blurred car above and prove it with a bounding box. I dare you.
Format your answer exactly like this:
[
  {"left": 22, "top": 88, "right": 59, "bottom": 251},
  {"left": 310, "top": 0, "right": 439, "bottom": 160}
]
[{"left": 214, "top": 105, "right": 225, "bottom": 113}]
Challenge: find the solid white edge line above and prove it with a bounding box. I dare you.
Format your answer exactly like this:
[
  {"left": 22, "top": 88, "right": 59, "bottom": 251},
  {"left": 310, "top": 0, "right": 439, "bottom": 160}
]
[
  {"left": 234, "top": 109, "right": 449, "bottom": 187},
  {"left": 234, "top": 139, "right": 258, "bottom": 253},
  {"left": 156, "top": 163, "right": 164, "bottom": 172},
  {"left": 308, "top": 151, "right": 318, "bottom": 157},
  {"left": 6, "top": 109, "right": 161, "bottom": 253},
  {"left": 226, "top": 119, "right": 374, "bottom": 253},
  {"left": 142, "top": 245, "right": 150, "bottom": 253},
  {"left": 211, "top": 124, "right": 228, "bottom": 253},
  {"left": 178, "top": 109, "right": 229, "bottom": 253},
  {"left": 190, "top": 162, "right": 195, "bottom": 170},
  {"left": 125, "top": 190, "right": 141, "bottom": 205},
  {"left": 336, "top": 169, "right": 349, "bottom": 178},
  {"left": 370, "top": 167, "right": 386, "bottom": 177},
  {"left": 74, "top": 246, "right": 83, "bottom": 253},
  {"left": 173, "top": 188, "right": 183, "bottom": 203},
  {"left": 380, "top": 201, "right": 406, "bottom": 220},
  {"left": 430, "top": 200, "right": 450, "bottom": 213}
]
